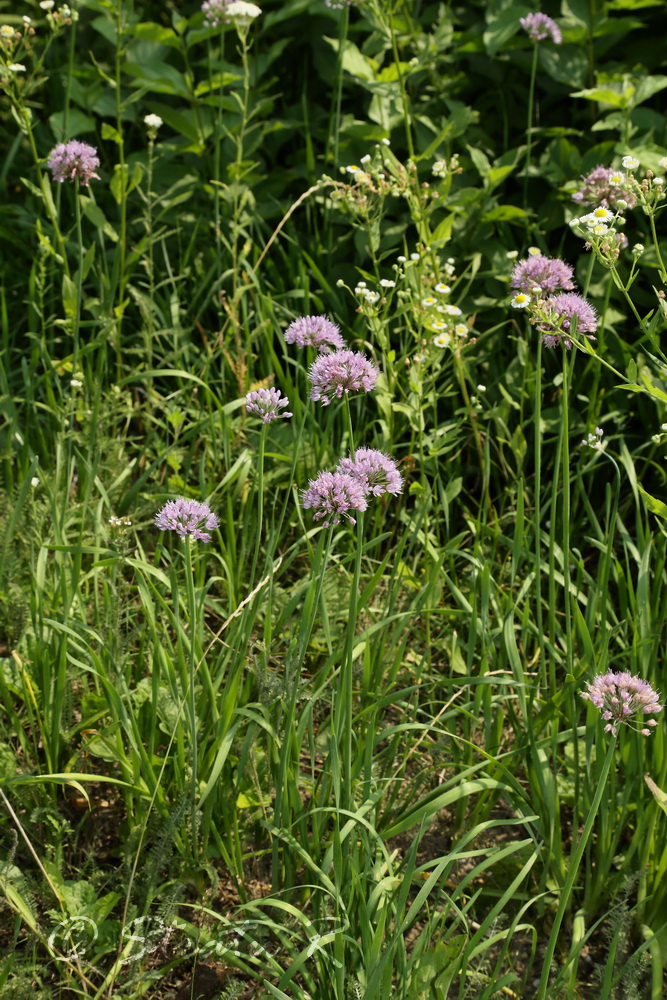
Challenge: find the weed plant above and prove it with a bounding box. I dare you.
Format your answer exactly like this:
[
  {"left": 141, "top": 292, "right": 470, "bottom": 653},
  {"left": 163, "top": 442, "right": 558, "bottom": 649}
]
[{"left": 1, "top": 1, "right": 667, "bottom": 999}]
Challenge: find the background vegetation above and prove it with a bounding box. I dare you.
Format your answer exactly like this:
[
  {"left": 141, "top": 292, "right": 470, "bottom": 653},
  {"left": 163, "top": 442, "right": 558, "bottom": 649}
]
[{"left": 1, "top": 0, "right": 667, "bottom": 997}]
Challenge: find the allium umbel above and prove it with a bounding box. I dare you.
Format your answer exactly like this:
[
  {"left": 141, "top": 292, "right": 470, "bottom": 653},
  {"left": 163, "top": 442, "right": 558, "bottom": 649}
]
[
  {"left": 284, "top": 315, "right": 346, "bottom": 353},
  {"left": 337, "top": 448, "right": 403, "bottom": 498},
  {"left": 47, "top": 140, "right": 100, "bottom": 186},
  {"left": 539, "top": 293, "right": 598, "bottom": 349},
  {"left": 510, "top": 254, "right": 575, "bottom": 294},
  {"left": 245, "top": 387, "right": 292, "bottom": 423},
  {"left": 581, "top": 672, "right": 663, "bottom": 736},
  {"left": 519, "top": 12, "right": 562, "bottom": 43},
  {"left": 302, "top": 471, "right": 368, "bottom": 527},
  {"left": 154, "top": 498, "right": 220, "bottom": 542},
  {"left": 572, "top": 166, "right": 637, "bottom": 210},
  {"left": 308, "top": 349, "right": 379, "bottom": 406}
]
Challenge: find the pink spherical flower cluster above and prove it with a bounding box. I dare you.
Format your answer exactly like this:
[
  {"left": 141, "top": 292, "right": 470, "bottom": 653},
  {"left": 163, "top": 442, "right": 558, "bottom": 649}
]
[
  {"left": 337, "top": 448, "right": 403, "bottom": 498},
  {"left": 301, "top": 471, "right": 368, "bottom": 527},
  {"left": 581, "top": 671, "right": 663, "bottom": 736},
  {"left": 308, "top": 350, "right": 379, "bottom": 406},
  {"left": 47, "top": 140, "right": 100, "bottom": 186},
  {"left": 201, "top": 0, "right": 231, "bottom": 27},
  {"left": 284, "top": 315, "right": 346, "bottom": 353},
  {"left": 519, "top": 12, "right": 562, "bottom": 44},
  {"left": 511, "top": 254, "right": 575, "bottom": 295},
  {"left": 539, "top": 292, "right": 598, "bottom": 349},
  {"left": 154, "top": 498, "right": 220, "bottom": 542},
  {"left": 245, "top": 387, "right": 292, "bottom": 423},
  {"left": 572, "top": 166, "right": 637, "bottom": 210}
]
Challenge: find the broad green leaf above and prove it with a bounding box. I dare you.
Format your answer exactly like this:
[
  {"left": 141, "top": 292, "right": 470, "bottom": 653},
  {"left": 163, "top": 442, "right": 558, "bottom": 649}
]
[
  {"left": 570, "top": 86, "right": 631, "bottom": 108},
  {"left": 323, "top": 36, "right": 377, "bottom": 81},
  {"left": 638, "top": 485, "right": 667, "bottom": 520},
  {"left": 645, "top": 774, "right": 667, "bottom": 816},
  {"left": 123, "top": 60, "right": 190, "bottom": 98},
  {"left": 49, "top": 109, "right": 96, "bottom": 139},
  {"left": 481, "top": 205, "right": 528, "bottom": 222},
  {"left": 483, "top": 5, "right": 531, "bottom": 56}
]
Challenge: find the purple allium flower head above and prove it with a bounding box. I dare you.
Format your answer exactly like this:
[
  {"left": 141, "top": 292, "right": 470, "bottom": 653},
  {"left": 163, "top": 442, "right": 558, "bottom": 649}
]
[
  {"left": 301, "top": 471, "right": 368, "bottom": 527},
  {"left": 47, "top": 140, "right": 101, "bottom": 186},
  {"left": 519, "top": 12, "right": 562, "bottom": 43},
  {"left": 284, "top": 315, "right": 346, "bottom": 353},
  {"left": 581, "top": 671, "right": 663, "bottom": 737},
  {"left": 539, "top": 292, "right": 598, "bottom": 349},
  {"left": 308, "top": 349, "right": 379, "bottom": 406},
  {"left": 337, "top": 448, "right": 403, "bottom": 498},
  {"left": 201, "top": 0, "right": 231, "bottom": 27},
  {"left": 510, "top": 255, "right": 575, "bottom": 295},
  {"left": 572, "top": 166, "right": 637, "bottom": 210},
  {"left": 245, "top": 387, "right": 292, "bottom": 423},
  {"left": 154, "top": 498, "right": 220, "bottom": 542}
]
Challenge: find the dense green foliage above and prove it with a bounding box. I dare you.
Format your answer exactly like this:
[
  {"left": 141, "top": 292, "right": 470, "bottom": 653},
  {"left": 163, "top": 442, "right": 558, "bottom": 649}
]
[{"left": 1, "top": 0, "right": 667, "bottom": 997}]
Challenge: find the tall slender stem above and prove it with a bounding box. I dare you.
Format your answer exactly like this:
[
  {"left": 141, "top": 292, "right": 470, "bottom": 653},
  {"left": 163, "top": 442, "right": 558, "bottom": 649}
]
[
  {"left": 537, "top": 737, "right": 617, "bottom": 998},
  {"left": 523, "top": 43, "right": 539, "bottom": 215},
  {"left": 114, "top": 0, "right": 127, "bottom": 377},
  {"left": 388, "top": 9, "right": 414, "bottom": 159},
  {"left": 72, "top": 180, "right": 84, "bottom": 373},
  {"left": 183, "top": 537, "right": 199, "bottom": 860},
  {"left": 534, "top": 336, "right": 546, "bottom": 691},
  {"left": 250, "top": 422, "right": 267, "bottom": 590}
]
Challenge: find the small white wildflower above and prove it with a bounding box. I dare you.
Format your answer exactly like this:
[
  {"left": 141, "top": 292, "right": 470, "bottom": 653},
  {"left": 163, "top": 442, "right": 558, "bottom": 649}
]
[
  {"left": 39, "top": 1, "right": 54, "bottom": 8},
  {"left": 70, "top": 378, "right": 83, "bottom": 388},
  {"left": 397, "top": 255, "right": 406, "bottom": 263},
  {"left": 654, "top": 177, "right": 664, "bottom": 186},
  {"left": 8, "top": 63, "right": 26, "bottom": 72},
  {"left": 414, "top": 353, "right": 427, "bottom": 363},
  {"left": 225, "top": 0, "right": 262, "bottom": 21},
  {"left": 360, "top": 154, "right": 371, "bottom": 164},
  {"left": 592, "top": 223, "right": 609, "bottom": 235},
  {"left": 661, "top": 423, "right": 667, "bottom": 431},
  {"left": 22, "top": 16, "right": 31, "bottom": 24},
  {"left": 346, "top": 164, "right": 361, "bottom": 175},
  {"left": 364, "top": 291, "right": 380, "bottom": 304},
  {"left": 569, "top": 217, "right": 581, "bottom": 227},
  {"left": 622, "top": 155, "right": 639, "bottom": 170},
  {"left": 421, "top": 296, "right": 436, "bottom": 307},
  {"left": 410, "top": 252, "right": 420, "bottom": 261},
  {"left": 511, "top": 293, "right": 530, "bottom": 308},
  {"left": 433, "top": 332, "right": 450, "bottom": 348},
  {"left": 476, "top": 384, "right": 486, "bottom": 391},
  {"left": 144, "top": 113, "right": 163, "bottom": 129},
  {"left": 445, "top": 305, "right": 462, "bottom": 316},
  {"left": 608, "top": 172, "right": 624, "bottom": 186},
  {"left": 356, "top": 281, "right": 367, "bottom": 288},
  {"left": 582, "top": 427, "right": 604, "bottom": 450},
  {"left": 658, "top": 157, "right": 667, "bottom": 169},
  {"left": 455, "top": 324, "right": 468, "bottom": 336},
  {"left": 435, "top": 283, "right": 451, "bottom": 294},
  {"left": 506, "top": 250, "right": 519, "bottom": 259},
  {"left": 432, "top": 320, "right": 447, "bottom": 331},
  {"left": 379, "top": 279, "right": 395, "bottom": 288},
  {"left": 527, "top": 246, "right": 541, "bottom": 256},
  {"left": 31, "top": 476, "right": 40, "bottom": 487},
  {"left": 432, "top": 160, "right": 446, "bottom": 174},
  {"left": 0, "top": 24, "right": 14, "bottom": 36},
  {"left": 592, "top": 206, "right": 613, "bottom": 221}
]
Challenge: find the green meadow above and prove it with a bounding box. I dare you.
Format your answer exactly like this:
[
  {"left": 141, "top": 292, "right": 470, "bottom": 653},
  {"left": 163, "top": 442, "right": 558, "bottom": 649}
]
[{"left": 1, "top": 0, "right": 667, "bottom": 997}]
